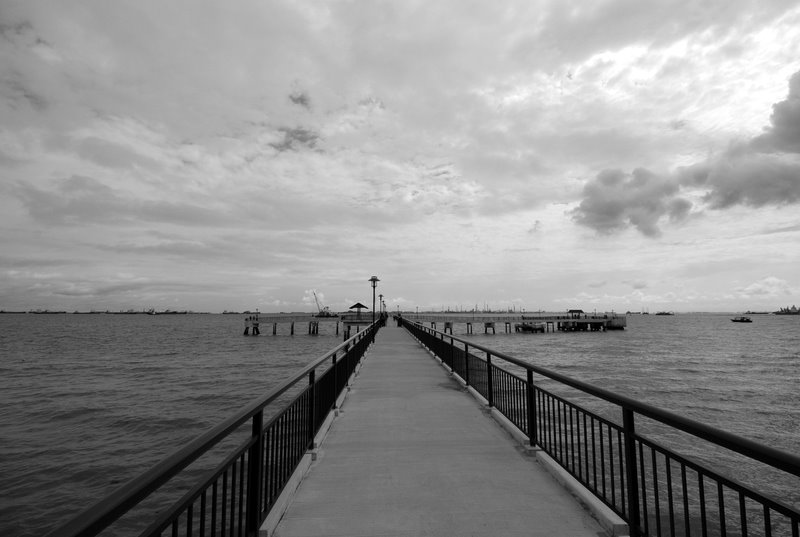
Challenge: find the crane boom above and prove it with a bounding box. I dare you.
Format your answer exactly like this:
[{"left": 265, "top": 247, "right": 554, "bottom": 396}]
[{"left": 311, "top": 290, "right": 337, "bottom": 318}]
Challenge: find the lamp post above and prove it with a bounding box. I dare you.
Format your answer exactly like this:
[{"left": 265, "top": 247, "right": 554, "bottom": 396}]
[
  {"left": 369, "top": 276, "right": 380, "bottom": 324},
  {"left": 379, "top": 294, "right": 383, "bottom": 320}
]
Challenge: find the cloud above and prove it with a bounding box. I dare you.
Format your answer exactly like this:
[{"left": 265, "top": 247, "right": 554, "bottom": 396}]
[
  {"left": 12, "top": 175, "right": 236, "bottom": 227},
  {"left": 684, "top": 150, "right": 800, "bottom": 209},
  {"left": 574, "top": 69, "right": 800, "bottom": 237},
  {"left": 735, "top": 277, "right": 793, "bottom": 299},
  {"left": 289, "top": 91, "right": 311, "bottom": 109},
  {"left": 2, "top": 1, "right": 799, "bottom": 313},
  {"left": 76, "top": 136, "right": 159, "bottom": 169},
  {"left": 269, "top": 126, "right": 320, "bottom": 152},
  {"left": 571, "top": 168, "right": 691, "bottom": 237},
  {"left": 751, "top": 70, "right": 800, "bottom": 154}
]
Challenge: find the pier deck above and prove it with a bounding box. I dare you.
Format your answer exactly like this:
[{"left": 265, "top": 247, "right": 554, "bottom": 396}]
[{"left": 269, "top": 325, "right": 609, "bottom": 537}]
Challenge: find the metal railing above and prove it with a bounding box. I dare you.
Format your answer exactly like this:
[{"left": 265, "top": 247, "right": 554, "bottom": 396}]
[
  {"left": 46, "top": 321, "right": 381, "bottom": 537},
  {"left": 401, "top": 318, "right": 800, "bottom": 537}
]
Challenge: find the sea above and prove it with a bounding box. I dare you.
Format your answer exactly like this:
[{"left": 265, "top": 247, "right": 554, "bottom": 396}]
[{"left": 0, "top": 312, "right": 798, "bottom": 537}]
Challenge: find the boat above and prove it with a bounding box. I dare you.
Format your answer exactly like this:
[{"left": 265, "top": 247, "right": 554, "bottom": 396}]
[
  {"left": 655, "top": 311, "right": 674, "bottom": 316},
  {"left": 731, "top": 316, "right": 752, "bottom": 323}
]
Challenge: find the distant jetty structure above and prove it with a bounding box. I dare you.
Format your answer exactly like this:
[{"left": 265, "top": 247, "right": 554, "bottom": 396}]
[
  {"left": 243, "top": 312, "right": 373, "bottom": 337},
  {"left": 244, "top": 310, "right": 625, "bottom": 336},
  {"left": 406, "top": 309, "right": 626, "bottom": 334}
]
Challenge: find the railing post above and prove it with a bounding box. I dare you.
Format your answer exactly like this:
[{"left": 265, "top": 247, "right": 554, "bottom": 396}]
[
  {"left": 486, "top": 352, "right": 494, "bottom": 407},
  {"left": 307, "top": 370, "right": 316, "bottom": 447},
  {"left": 331, "top": 353, "right": 338, "bottom": 409},
  {"left": 623, "top": 408, "right": 641, "bottom": 537},
  {"left": 464, "top": 341, "right": 471, "bottom": 387},
  {"left": 526, "top": 370, "right": 536, "bottom": 447},
  {"left": 246, "top": 410, "right": 264, "bottom": 536}
]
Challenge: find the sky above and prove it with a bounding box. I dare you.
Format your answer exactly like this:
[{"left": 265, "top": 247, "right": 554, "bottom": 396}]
[{"left": 1, "top": 1, "right": 799, "bottom": 314}]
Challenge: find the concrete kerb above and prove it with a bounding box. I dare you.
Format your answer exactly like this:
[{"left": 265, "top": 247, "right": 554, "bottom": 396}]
[
  {"left": 414, "top": 336, "right": 630, "bottom": 537},
  {"left": 259, "top": 347, "right": 371, "bottom": 537}
]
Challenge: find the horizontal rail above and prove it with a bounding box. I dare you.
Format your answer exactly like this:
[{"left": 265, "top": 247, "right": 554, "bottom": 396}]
[
  {"left": 406, "top": 320, "right": 800, "bottom": 475},
  {"left": 401, "top": 318, "right": 800, "bottom": 537},
  {"left": 46, "top": 320, "right": 381, "bottom": 537}
]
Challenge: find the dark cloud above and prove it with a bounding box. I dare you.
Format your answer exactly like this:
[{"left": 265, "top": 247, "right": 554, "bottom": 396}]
[
  {"left": 2, "top": 76, "right": 48, "bottom": 111},
  {"left": 751, "top": 71, "right": 800, "bottom": 154},
  {"left": 289, "top": 91, "right": 311, "bottom": 108},
  {"left": 571, "top": 168, "right": 690, "bottom": 237},
  {"left": 0, "top": 20, "right": 35, "bottom": 44},
  {"left": 686, "top": 151, "right": 800, "bottom": 209},
  {"left": 574, "top": 70, "right": 800, "bottom": 237},
  {"left": 269, "top": 127, "right": 320, "bottom": 152}
]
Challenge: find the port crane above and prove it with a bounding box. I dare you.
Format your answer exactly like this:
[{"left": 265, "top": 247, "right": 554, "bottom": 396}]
[{"left": 313, "top": 291, "right": 337, "bottom": 318}]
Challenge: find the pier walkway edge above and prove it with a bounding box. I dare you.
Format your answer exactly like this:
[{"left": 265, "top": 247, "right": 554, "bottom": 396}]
[{"left": 265, "top": 323, "right": 626, "bottom": 537}]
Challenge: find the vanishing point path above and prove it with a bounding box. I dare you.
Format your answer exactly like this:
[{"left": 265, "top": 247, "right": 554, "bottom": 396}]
[{"left": 271, "top": 324, "right": 606, "bottom": 537}]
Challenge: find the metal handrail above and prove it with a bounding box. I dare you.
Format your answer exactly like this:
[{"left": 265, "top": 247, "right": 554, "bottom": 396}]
[
  {"left": 46, "top": 321, "right": 380, "bottom": 537},
  {"left": 407, "top": 320, "right": 800, "bottom": 475},
  {"left": 401, "top": 318, "right": 800, "bottom": 537}
]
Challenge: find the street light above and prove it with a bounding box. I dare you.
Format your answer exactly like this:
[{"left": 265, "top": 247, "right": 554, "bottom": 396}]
[
  {"left": 379, "top": 294, "right": 384, "bottom": 319},
  {"left": 369, "top": 276, "right": 380, "bottom": 324}
]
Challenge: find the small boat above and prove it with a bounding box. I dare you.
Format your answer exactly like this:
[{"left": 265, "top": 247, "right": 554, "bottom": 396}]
[{"left": 731, "top": 316, "right": 752, "bottom": 323}]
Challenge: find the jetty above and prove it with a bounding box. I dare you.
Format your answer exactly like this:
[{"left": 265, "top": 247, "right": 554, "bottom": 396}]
[
  {"left": 245, "top": 309, "right": 627, "bottom": 337},
  {"left": 407, "top": 310, "right": 626, "bottom": 333},
  {"left": 45, "top": 318, "right": 800, "bottom": 537},
  {"left": 269, "top": 324, "right": 612, "bottom": 536},
  {"left": 242, "top": 313, "right": 377, "bottom": 337}
]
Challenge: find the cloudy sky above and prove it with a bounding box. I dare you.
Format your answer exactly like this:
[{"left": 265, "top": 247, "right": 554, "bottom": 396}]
[{"left": 2, "top": 1, "right": 799, "bottom": 313}]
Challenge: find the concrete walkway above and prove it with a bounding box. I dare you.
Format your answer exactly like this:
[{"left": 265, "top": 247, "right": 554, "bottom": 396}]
[{"left": 272, "top": 325, "right": 606, "bottom": 537}]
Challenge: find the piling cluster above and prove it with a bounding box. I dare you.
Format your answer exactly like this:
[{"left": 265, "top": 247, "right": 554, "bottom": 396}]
[{"left": 243, "top": 315, "right": 260, "bottom": 336}]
